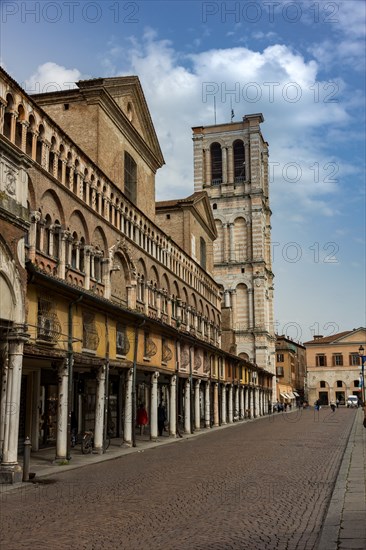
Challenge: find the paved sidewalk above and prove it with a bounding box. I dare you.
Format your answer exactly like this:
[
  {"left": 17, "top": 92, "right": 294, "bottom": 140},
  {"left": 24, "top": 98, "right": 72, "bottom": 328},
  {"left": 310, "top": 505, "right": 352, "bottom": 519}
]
[{"left": 316, "top": 407, "right": 366, "bottom": 550}]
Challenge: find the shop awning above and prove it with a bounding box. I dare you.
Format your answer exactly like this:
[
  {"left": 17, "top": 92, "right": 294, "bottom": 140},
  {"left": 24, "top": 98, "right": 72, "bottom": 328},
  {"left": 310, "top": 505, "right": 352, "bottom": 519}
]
[
  {"left": 293, "top": 391, "right": 300, "bottom": 397},
  {"left": 287, "top": 392, "right": 296, "bottom": 399},
  {"left": 280, "top": 392, "right": 287, "bottom": 398}
]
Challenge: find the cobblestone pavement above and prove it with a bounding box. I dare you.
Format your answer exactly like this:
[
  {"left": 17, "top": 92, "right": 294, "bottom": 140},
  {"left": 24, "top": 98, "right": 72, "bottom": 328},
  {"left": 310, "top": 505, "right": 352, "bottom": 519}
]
[{"left": 0, "top": 408, "right": 357, "bottom": 550}]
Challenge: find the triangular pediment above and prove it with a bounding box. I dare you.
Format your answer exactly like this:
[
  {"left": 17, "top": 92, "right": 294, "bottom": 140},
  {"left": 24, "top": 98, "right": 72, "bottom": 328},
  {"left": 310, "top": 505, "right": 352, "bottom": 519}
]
[
  {"left": 98, "top": 76, "right": 164, "bottom": 166},
  {"left": 185, "top": 191, "right": 217, "bottom": 240},
  {"left": 332, "top": 327, "right": 366, "bottom": 345}
]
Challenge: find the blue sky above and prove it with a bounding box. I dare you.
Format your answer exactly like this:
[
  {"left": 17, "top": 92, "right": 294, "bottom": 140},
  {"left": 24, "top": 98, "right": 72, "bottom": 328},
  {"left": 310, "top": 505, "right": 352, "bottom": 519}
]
[{"left": 1, "top": 0, "right": 365, "bottom": 343}]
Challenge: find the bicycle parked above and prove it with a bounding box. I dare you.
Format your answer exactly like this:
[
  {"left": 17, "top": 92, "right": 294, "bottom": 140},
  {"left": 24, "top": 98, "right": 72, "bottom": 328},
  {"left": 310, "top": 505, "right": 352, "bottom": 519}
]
[{"left": 81, "top": 429, "right": 111, "bottom": 454}]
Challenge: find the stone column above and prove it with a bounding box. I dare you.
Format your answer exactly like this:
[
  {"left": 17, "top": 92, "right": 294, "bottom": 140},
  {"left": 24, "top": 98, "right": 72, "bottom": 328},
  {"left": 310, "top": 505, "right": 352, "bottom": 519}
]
[
  {"left": 58, "top": 231, "right": 69, "bottom": 279},
  {"left": 55, "top": 360, "right": 68, "bottom": 460},
  {"left": 248, "top": 288, "right": 254, "bottom": 329},
  {"left": 48, "top": 227, "right": 54, "bottom": 257},
  {"left": 194, "top": 380, "right": 201, "bottom": 430},
  {"left": 84, "top": 246, "right": 92, "bottom": 290},
  {"left": 42, "top": 141, "right": 50, "bottom": 171},
  {"left": 94, "top": 365, "right": 106, "bottom": 454},
  {"left": 222, "top": 146, "right": 228, "bottom": 184},
  {"left": 204, "top": 381, "right": 210, "bottom": 428},
  {"left": 229, "top": 223, "right": 235, "bottom": 262},
  {"left": 169, "top": 375, "right": 176, "bottom": 436},
  {"left": 245, "top": 142, "right": 250, "bottom": 180},
  {"left": 150, "top": 372, "right": 159, "bottom": 440},
  {"left": 205, "top": 148, "right": 211, "bottom": 185},
  {"left": 228, "top": 384, "right": 233, "bottom": 423},
  {"left": 61, "top": 159, "right": 66, "bottom": 186},
  {"left": 28, "top": 211, "right": 41, "bottom": 262},
  {"left": 184, "top": 379, "right": 191, "bottom": 434},
  {"left": 0, "top": 100, "right": 6, "bottom": 134},
  {"left": 52, "top": 150, "right": 59, "bottom": 179},
  {"left": 124, "top": 368, "right": 133, "bottom": 445},
  {"left": 9, "top": 111, "right": 17, "bottom": 143},
  {"left": 227, "top": 145, "right": 234, "bottom": 183},
  {"left": 213, "top": 382, "right": 219, "bottom": 426},
  {"left": 1, "top": 329, "right": 27, "bottom": 478},
  {"left": 20, "top": 121, "right": 28, "bottom": 152},
  {"left": 235, "top": 385, "right": 240, "bottom": 418},
  {"left": 240, "top": 386, "right": 244, "bottom": 419},
  {"left": 167, "top": 298, "right": 172, "bottom": 324},
  {"left": 250, "top": 387, "right": 255, "bottom": 418},
  {"left": 221, "top": 384, "right": 227, "bottom": 424},
  {"left": 231, "top": 290, "right": 237, "bottom": 327},
  {"left": 223, "top": 223, "right": 228, "bottom": 262},
  {"left": 31, "top": 131, "right": 38, "bottom": 161},
  {"left": 30, "top": 369, "right": 41, "bottom": 451}
]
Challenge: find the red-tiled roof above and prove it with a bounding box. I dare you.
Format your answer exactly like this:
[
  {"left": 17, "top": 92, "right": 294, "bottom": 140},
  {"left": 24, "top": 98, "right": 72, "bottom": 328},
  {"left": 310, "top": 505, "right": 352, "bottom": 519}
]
[{"left": 304, "top": 330, "right": 353, "bottom": 345}]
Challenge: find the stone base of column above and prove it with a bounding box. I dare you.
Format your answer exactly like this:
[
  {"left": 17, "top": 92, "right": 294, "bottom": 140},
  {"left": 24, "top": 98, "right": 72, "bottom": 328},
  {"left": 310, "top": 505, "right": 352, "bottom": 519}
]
[
  {"left": 0, "top": 464, "right": 22, "bottom": 484},
  {"left": 94, "top": 446, "right": 104, "bottom": 455},
  {"left": 53, "top": 456, "right": 70, "bottom": 465}
]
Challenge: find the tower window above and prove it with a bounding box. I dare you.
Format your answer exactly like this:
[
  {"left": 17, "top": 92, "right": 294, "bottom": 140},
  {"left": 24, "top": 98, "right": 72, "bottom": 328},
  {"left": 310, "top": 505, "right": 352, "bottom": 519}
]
[
  {"left": 213, "top": 203, "right": 217, "bottom": 210},
  {"left": 210, "top": 143, "right": 222, "bottom": 184},
  {"left": 233, "top": 140, "right": 245, "bottom": 182}
]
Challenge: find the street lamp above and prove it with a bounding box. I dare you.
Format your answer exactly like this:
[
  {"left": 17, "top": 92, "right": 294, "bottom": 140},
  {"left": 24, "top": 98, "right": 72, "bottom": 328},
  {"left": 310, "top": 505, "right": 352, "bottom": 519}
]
[{"left": 358, "top": 345, "right": 366, "bottom": 406}]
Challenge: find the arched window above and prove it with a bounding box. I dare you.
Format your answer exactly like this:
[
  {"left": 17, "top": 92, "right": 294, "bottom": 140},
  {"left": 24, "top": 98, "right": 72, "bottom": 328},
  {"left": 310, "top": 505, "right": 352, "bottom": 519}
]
[
  {"left": 210, "top": 143, "right": 222, "bottom": 184},
  {"left": 44, "top": 214, "right": 52, "bottom": 255},
  {"left": 15, "top": 105, "right": 25, "bottom": 149},
  {"left": 94, "top": 247, "right": 102, "bottom": 282},
  {"left": 26, "top": 115, "right": 36, "bottom": 157},
  {"left": 71, "top": 232, "right": 78, "bottom": 269},
  {"left": 124, "top": 152, "right": 137, "bottom": 203},
  {"left": 36, "top": 125, "right": 45, "bottom": 165},
  {"left": 233, "top": 140, "right": 245, "bottom": 182},
  {"left": 79, "top": 237, "right": 85, "bottom": 272},
  {"left": 53, "top": 219, "right": 61, "bottom": 259},
  {"left": 3, "top": 94, "right": 14, "bottom": 140}
]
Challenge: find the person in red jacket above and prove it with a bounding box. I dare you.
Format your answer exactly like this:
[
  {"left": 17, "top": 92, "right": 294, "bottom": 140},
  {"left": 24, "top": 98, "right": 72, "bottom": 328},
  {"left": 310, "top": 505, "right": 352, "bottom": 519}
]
[{"left": 137, "top": 403, "right": 148, "bottom": 435}]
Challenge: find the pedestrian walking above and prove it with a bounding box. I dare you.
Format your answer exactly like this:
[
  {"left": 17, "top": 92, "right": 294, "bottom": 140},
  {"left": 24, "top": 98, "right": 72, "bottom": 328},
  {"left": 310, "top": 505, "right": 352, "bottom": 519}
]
[
  {"left": 336, "top": 398, "right": 339, "bottom": 408},
  {"left": 315, "top": 399, "right": 320, "bottom": 411},
  {"left": 330, "top": 402, "right": 336, "bottom": 412},
  {"left": 158, "top": 402, "right": 167, "bottom": 436},
  {"left": 137, "top": 403, "right": 148, "bottom": 435}
]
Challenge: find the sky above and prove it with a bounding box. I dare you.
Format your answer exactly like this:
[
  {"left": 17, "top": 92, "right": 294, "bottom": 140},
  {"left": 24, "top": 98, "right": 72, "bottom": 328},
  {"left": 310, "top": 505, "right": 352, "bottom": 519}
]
[{"left": 1, "top": 0, "right": 365, "bottom": 343}]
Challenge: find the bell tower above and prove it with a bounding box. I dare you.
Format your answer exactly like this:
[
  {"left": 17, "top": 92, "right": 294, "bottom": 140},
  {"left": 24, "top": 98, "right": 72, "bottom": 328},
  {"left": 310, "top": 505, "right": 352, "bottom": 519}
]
[{"left": 192, "top": 114, "right": 276, "bottom": 392}]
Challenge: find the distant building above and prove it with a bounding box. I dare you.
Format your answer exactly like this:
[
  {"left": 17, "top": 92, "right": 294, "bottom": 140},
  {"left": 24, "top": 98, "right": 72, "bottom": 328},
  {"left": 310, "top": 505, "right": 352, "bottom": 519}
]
[
  {"left": 275, "top": 336, "right": 306, "bottom": 405},
  {"left": 305, "top": 328, "right": 366, "bottom": 405}
]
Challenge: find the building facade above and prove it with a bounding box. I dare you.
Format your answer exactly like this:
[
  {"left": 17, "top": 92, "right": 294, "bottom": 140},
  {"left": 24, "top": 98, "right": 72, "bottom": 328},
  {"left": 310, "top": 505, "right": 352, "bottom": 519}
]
[
  {"left": 275, "top": 335, "right": 306, "bottom": 406},
  {"left": 0, "top": 69, "right": 273, "bottom": 483},
  {"left": 191, "top": 116, "right": 276, "bottom": 393},
  {"left": 305, "top": 328, "right": 366, "bottom": 406}
]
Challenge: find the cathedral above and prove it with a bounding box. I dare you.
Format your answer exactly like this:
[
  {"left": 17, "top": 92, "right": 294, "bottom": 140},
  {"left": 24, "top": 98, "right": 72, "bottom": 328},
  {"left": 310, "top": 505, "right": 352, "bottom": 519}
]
[{"left": 0, "top": 67, "right": 274, "bottom": 483}]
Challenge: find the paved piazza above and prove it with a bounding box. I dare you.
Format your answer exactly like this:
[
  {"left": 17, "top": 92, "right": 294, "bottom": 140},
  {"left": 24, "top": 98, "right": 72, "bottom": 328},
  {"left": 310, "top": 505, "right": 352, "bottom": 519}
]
[{"left": 1, "top": 409, "right": 356, "bottom": 550}]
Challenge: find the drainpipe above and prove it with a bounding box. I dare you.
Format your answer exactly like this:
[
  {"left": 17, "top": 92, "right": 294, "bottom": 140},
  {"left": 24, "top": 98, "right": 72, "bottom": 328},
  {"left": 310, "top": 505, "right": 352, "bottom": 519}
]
[
  {"left": 67, "top": 294, "right": 83, "bottom": 460},
  {"left": 103, "top": 315, "right": 110, "bottom": 452},
  {"left": 132, "top": 320, "right": 145, "bottom": 447},
  {"left": 189, "top": 345, "right": 194, "bottom": 434},
  {"left": 175, "top": 339, "right": 181, "bottom": 437}
]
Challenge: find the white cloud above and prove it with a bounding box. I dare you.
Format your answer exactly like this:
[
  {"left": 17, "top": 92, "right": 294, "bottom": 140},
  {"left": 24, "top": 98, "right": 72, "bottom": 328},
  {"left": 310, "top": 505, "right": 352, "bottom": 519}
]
[
  {"left": 25, "top": 38, "right": 359, "bottom": 226},
  {"left": 106, "top": 36, "right": 355, "bottom": 223},
  {"left": 24, "top": 62, "right": 82, "bottom": 94}
]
